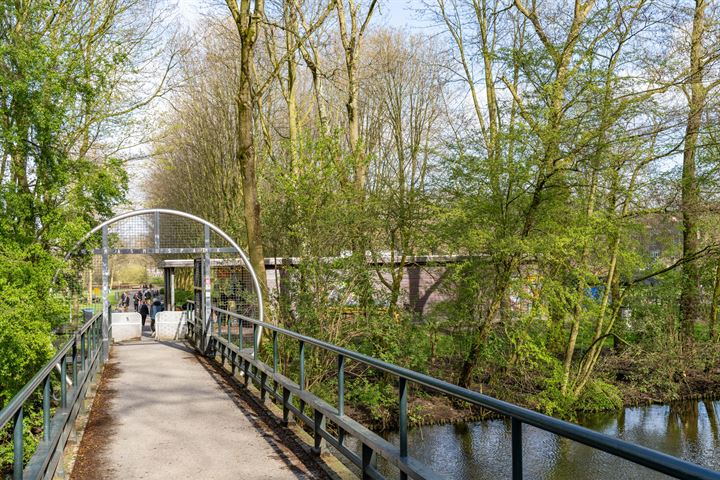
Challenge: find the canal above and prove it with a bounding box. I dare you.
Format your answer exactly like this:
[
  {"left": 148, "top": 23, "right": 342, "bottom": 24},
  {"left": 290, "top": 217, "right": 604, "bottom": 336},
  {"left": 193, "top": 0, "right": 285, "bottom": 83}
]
[{"left": 374, "top": 399, "right": 720, "bottom": 479}]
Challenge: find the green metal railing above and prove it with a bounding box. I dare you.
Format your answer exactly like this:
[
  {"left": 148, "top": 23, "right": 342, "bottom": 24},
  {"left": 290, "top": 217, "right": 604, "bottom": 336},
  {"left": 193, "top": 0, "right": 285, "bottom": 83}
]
[
  {"left": 0, "top": 313, "right": 105, "bottom": 480},
  {"left": 186, "top": 306, "right": 720, "bottom": 480}
]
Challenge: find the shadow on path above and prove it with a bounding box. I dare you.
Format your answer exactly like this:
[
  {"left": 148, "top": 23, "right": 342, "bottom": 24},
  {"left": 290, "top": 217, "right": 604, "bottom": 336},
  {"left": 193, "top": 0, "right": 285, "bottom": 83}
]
[{"left": 192, "top": 347, "right": 331, "bottom": 480}]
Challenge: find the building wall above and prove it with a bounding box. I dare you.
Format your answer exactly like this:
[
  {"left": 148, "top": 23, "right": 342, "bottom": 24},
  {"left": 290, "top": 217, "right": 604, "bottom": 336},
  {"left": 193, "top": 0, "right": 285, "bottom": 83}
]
[
  {"left": 375, "top": 265, "right": 450, "bottom": 317},
  {"left": 268, "top": 264, "right": 452, "bottom": 318}
]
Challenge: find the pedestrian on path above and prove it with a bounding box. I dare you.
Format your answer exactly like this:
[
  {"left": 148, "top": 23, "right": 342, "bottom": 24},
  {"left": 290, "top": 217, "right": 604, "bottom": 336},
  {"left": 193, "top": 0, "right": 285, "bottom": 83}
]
[
  {"left": 139, "top": 300, "right": 150, "bottom": 332},
  {"left": 150, "top": 297, "right": 163, "bottom": 334}
]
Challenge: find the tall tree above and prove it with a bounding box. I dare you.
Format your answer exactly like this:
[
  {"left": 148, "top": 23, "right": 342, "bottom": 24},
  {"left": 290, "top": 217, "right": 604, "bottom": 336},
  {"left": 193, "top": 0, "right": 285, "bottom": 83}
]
[
  {"left": 680, "top": 0, "right": 708, "bottom": 339},
  {"left": 225, "top": 0, "right": 270, "bottom": 298}
]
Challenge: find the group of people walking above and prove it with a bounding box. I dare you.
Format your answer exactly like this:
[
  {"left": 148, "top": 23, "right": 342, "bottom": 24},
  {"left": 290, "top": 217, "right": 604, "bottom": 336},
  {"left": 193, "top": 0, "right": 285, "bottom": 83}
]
[{"left": 119, "top": 284, "right": 164, "bottom": 334}]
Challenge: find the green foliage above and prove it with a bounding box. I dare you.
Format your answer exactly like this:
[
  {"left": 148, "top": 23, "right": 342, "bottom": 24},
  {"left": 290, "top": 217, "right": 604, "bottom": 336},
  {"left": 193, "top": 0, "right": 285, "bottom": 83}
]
[
  {"left": 0, "top": 246, "right": 62, "bottom": 474},
  {"left": 346, "top": 377, "right": 397, "bottom": 427},
  {"left": 0, "top": 409, "right": 44, "bottom": 475},
  {"left": 0, "top": 245, "right": 65, "bottom": 407},
  {"left": 0, "top": 0, "right": 128, "bottom": 405},
  {"left": 174, "top": 289, "right": 193, "bottom": 308},
  {"left": 576, "top": 379, "right": 624, "bottom": 413}
]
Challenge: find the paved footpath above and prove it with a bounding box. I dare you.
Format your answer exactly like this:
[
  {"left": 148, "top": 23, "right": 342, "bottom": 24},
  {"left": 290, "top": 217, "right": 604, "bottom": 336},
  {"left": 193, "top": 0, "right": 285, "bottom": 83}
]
[{"left": 71, "top": 338, "right": 327, "bottom": 480}]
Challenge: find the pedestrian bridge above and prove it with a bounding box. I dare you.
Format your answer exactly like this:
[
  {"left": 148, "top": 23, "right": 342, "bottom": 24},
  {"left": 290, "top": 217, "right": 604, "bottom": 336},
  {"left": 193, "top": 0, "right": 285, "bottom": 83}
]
[{"left": 2, "top": 209, "right": 719, "bottom": 480}]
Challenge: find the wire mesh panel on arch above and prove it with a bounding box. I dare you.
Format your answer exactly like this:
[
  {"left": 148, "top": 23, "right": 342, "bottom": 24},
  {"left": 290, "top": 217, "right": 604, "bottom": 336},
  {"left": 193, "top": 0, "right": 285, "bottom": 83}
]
[{"left": 57, "top": 210, "right": 260, "bottom": 343}]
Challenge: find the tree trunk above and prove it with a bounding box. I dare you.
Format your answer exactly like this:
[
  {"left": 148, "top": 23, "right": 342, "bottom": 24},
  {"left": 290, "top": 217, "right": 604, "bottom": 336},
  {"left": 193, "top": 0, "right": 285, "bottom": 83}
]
[
  {"left": 347, "top": 58, "right": 364, "bottom": 189},
  {"left": 285, "top": 1, "right": 300, "bottom": 174},
  {"left": 236, "top": 63, "right": 269, "bottom": 303},
  {"left": 227, "top": 0, "right": 270, "bottom": 310},
  {"left": 680, "top": 0, "right": 707, "bottom": 341},
  {"left": 458, "top": 266, "right": 511, "bottom": 388}
]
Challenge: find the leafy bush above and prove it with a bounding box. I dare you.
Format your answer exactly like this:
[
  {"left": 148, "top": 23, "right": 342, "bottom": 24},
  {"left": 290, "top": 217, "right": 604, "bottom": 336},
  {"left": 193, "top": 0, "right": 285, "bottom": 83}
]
[
  {"left": 0, "top": 246, "right": 64, "bottom": 473},
  {"left": 576, "top": 379, "right": 623, "bottom": 413},
  {"left": 174, "top": 289, "right": 193, "bottom": 308},
  {"left": 0, "top": 409, "right": 44, "bottom": 476},
  {"left": 346, "top": 377, "right": 397, "bottom": 428}
]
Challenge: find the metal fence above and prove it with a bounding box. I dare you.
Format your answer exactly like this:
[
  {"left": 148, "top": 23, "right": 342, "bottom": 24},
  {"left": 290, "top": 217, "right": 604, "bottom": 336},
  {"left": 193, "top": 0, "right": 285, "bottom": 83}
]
[
  {"left": 186, "top": 306, "right": 720, "bottom": 480},
  {"left": 0, "top": 313, "right": 104, "bottom": 480}
]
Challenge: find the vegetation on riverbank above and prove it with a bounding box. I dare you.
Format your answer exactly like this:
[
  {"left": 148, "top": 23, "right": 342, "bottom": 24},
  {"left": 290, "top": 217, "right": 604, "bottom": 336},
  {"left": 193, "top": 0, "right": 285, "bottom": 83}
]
[{"left": 329, "top": 325, "right": 720, "bottom": 430}]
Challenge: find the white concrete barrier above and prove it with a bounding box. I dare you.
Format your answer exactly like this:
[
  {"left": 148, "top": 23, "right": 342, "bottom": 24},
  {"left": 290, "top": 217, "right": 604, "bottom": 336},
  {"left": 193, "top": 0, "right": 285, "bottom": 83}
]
[
  {"left": 154, "top": 310, "right": 187, "bottom": 340},
  {"left": 111, "top": 311, "right": 142, "bottom": 342}
]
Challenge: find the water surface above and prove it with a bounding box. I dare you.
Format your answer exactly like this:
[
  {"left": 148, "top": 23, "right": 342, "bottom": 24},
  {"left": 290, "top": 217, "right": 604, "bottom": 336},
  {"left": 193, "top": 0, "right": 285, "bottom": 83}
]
[{"left": 374, "top": 400, "right": 720, "bottom": 479}]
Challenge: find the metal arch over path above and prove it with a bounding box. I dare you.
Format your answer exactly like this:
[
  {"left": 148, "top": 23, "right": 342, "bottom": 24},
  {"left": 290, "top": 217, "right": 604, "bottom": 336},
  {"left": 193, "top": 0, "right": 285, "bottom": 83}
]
[{"left": 63, "top": 208, "right": 264, "bottom": 360}]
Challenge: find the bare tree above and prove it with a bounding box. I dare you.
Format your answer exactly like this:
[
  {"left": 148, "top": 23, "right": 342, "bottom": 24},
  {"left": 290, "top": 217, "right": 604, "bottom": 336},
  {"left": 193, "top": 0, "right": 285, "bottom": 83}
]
[
  {"left": 361, "top": 30, "right": 448, "bottom": 312},
  {"left": 335, "top": 0, "right": 377, "bottom": 190}
]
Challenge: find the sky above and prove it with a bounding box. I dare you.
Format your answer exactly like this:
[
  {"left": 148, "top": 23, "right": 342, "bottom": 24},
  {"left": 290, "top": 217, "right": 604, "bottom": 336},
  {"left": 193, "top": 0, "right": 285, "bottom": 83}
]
[{"left": 176, "top": 0, "right": 424, "bottom": 30}]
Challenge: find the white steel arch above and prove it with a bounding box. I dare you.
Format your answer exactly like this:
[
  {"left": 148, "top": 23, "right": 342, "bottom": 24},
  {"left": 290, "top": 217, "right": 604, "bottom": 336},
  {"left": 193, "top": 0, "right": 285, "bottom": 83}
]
[{"left": 63, "top": 208, "right": 264, "bottom": 359}]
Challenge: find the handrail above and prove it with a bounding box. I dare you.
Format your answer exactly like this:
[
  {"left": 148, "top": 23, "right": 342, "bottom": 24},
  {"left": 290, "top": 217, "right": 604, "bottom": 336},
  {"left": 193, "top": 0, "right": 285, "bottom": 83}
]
[
  {"left": 0, "top": 336, "right": 74, "bottom": 429},
  {"left": 206, "top": 306, "right": 720, "bottom": 480},
  {"left": 0, "top": 311, "right": 105, "bottom": 480},
  {"left": 0, "top": 313, "right": 100, "bottom": 429}
]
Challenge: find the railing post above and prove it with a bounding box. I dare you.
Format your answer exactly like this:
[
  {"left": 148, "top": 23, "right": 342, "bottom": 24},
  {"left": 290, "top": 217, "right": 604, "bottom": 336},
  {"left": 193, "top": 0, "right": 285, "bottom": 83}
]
[
  {"left": 361, "top": 443, "right": 372, "bottom": 480},
  {"left": 337, "top": 354, "right": 345, "bottom": 416},
  {"left": 13, "top": 406, "right": 23, "bottom": 480},
  {"left": 80, "top": 332, "right": 86, "bottom": 371},
  {"left": 243, "top": 358, "right": 249, "bottom": 386},
  {"left": 282, "top": 387, "right": 291, "bottom": 426},
  {"left": 101, "top": 225, "right": 110, "bottom": 361},
  {"left": 90, "top": 321, "right": 95, "bottom": 356},
  {"left": 253, "top": 324, "right": 258, "bottom": 358},
  {"left": 512, "top": 418, "right": 523, "bottom": 480},
  {"left": 260, "top": 371, "right": 267, "bottom": 402},
  {"left": 399, "top": 377, "right": 408, "bottom": 480},
  {"left": 218, "top": 313, "right": 225, "bottom": 366},
  {"left": 298, "top": 340, "right": 306, "bottom": 414},
  {"left": 43, "top": 376, "right": 51, "bottom": 441},
  {"left": 227, "top": 313, "right": 232, "bottom": 346},
  {"left": 298, "top": 341, "right": 305, "bottom": 391},
  {"left": 312, "top": 410, "right": 325, "bottom": 455},
  {"left": 61, "top": 355, "right": 67, "bottom": 408},
  {"left": 239, "top": 316, "right": 244, "bottom": 351},
  {"left": 72, "top": 338, "right": 78, "bottom": 392},
  {"left": 272, "top": 331, "right": 278, "bottom": 373},
  {"left": 272, "top": 331, "right": 279, "bottom": 396}
]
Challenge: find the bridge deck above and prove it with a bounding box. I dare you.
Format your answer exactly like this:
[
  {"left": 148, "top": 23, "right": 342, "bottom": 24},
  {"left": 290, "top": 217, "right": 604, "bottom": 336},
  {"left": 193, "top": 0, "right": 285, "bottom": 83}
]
[{"left": 70, "top": 337, "right": 327, "bottom": 479}]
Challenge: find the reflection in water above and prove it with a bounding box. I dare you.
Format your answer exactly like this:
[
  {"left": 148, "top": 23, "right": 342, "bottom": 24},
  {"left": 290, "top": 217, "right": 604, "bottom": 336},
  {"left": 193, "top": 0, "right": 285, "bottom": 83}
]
[{"left": 375, "top": 400, "right": 720, "bottom": 479}]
